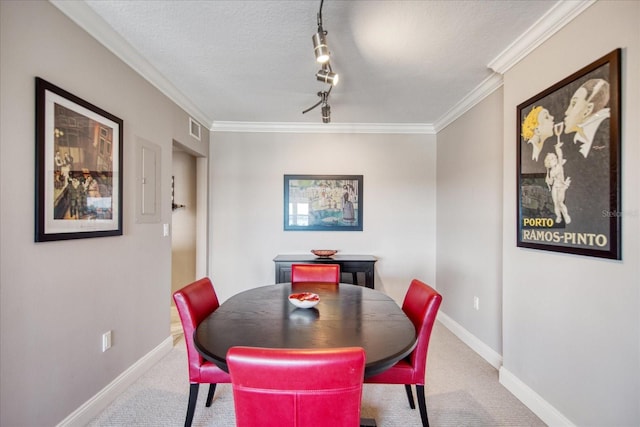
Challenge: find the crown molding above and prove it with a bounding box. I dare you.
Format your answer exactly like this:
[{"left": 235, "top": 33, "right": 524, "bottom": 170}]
[
  {"left": 488, "top": 0, "right": 596, "bottom": 74},
  {"left": 433, "top": 73, "right": 504, "bottom": 133},
  {"left": 210, "top": 121, "right": 436, "bottom": 134},
  {"left": 49, "top": 0, "right": 211, "bottom": 127},
  {"left": 433, "top": 0, "right": 593, "bottom": 132}
]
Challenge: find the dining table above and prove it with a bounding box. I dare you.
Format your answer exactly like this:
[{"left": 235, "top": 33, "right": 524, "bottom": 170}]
[{"left": 194, "top": 281, "right": 417, "bottom": 426}]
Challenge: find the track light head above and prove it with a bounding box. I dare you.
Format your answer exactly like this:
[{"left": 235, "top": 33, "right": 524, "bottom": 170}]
[
  {"left": 316, "top": 67, "right": 339, "bottom": 85},
  {"left": 312, "top": 30, "right": 330, "bottom": 64},
  {"left": 321, "top": 104, "right": 331, "bottom": 123}
]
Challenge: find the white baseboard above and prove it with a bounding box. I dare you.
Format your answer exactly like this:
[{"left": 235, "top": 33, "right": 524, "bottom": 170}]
[
  {"left": 56, "top": 336, "right": 174, "bottom": 427},
  {"left": 499, "top": 367, "right": 575, "bottom": 427},
  {"left": 437, "top": 312, "right": 574, "bottom": 426},
  {"left": 437, "top": 312, "right": 503, "bottom": 369}
]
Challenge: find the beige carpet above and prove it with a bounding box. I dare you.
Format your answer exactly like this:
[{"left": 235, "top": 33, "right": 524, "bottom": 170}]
[{"left": 88, "top": 322, "right": 546, "bottom": 426}]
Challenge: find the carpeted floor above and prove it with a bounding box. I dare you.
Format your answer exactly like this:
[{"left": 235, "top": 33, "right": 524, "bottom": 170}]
[{"left": 88, "top": 322, "right": 546, "bottom": 426}]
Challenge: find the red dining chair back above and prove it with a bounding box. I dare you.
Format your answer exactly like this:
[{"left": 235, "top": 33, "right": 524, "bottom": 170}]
[
  {"left": 173, "top": 277, "right": 231, "bottom": 427},
  {"left": 290, "top": 263, "right": 340, "bottom": 283},
  {"left": 227, "top": 346, "right": 366, "bottom": 427},
  {"left": 364, "top": 279, "right": 442, "bottom": 427}
]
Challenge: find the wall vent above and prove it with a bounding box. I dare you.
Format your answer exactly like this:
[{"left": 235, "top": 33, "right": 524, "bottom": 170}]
[{"left": 189, "top": 117, "right": 201, "bottom": 141}]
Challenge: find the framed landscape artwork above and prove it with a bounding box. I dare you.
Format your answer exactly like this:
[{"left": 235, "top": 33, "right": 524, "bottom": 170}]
[
  {"left": 35, "top": 77, "right": 123, "bottom": 242},
  {"left": 516, "top": 49, "right": 621, "bottom": 259},
  {"left": 284, "top": 174, "right": 363, "bottom": 231}
]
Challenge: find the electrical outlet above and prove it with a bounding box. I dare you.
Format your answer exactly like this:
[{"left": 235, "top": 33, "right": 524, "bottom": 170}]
[
  {"left": 473, "top": 296, "right": 480, "bottom": 311},
  {"left": 102, "top": 330, "right": 112, "bottom": 352}
]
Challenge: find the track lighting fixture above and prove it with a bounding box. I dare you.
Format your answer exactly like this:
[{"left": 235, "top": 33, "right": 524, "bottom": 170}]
[{"left": 302, "top": 0, "right": 339, "bottom": 123}]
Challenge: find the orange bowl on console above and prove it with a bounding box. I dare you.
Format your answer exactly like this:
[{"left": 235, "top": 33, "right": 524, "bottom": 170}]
[
  {"left": 311, "top": 249, "right": 337, "bottom": 258},
  {"left": 288, "top": 292, "right": 320, "bottom": 308}
]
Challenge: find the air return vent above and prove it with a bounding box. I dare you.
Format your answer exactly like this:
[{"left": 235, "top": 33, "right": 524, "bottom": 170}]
[{"left": 189, "top": 117, "right": 201, "bottom": 141}]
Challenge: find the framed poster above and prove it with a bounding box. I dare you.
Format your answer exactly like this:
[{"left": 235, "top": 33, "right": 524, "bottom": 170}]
[
  {"left": 35, "top": 77, "right": 123, "bottom": 242},
  {"left": 516, "top": 49, "right": 621, "bottom": 259},
  {"left": 284, "top": 175, "right": 363, "bottom": 231}
]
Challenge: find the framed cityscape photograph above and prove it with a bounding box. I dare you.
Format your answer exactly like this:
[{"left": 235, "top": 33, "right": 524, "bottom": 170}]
[
  {"left": 35, "top": 77, "right": 123, "bottom": 242},
  {"left": 284, "top": 174, "right": 363, "bottom": 231},
  {"left": 516, "top": 49, "right": 621, "bottom": 259}
]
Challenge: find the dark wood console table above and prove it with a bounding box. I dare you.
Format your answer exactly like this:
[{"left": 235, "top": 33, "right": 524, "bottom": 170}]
[{"left": 274, "top": 254, "right": 377, "bottom": 289}]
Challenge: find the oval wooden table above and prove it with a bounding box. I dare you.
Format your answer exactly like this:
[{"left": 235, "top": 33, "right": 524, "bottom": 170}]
[{"left": 194, "top": 282, "right": 417, "bottom": 378}]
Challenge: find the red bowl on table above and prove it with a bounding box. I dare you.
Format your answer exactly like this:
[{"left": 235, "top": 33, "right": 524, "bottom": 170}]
[{"left": 288, "top": 292, "right": 320, "bottom": 309}]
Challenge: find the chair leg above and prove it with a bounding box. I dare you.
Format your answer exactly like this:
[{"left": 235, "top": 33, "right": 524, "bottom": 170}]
[
  {"left": 185, "top": 383, "right": 199, "bottom": 427},
  {"left": 416, "top": 384, "right": 429, "bottom": 427},
  {"left": 404, "top": 384, "right": 415, "bottom": 409},
  {"left": 205, "top": 383, "right": 217, "bottom": 407}
]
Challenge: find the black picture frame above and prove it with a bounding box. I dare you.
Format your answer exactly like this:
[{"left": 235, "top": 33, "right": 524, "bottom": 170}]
[
  {"left": 35, "top": 77, "right": 123, "bottom": 242},
  {"left": 284, "top": 174, "right": 363, "bottom": 231},
  {"left": 516, "top": 49, "right": 621, "bottom": 259}
]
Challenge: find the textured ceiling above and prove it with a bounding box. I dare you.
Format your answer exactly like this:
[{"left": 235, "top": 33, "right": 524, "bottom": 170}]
[{"left": 65, "top": 1, "right": 573, "bottom": 128}]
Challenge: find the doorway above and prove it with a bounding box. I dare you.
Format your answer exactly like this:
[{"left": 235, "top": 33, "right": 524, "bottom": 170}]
[
  {"left": 170, "top": 141, "right": 208, "bottom": 343},
  {"left": 171, "top": 149, "right": 197, "bottom": 294}
]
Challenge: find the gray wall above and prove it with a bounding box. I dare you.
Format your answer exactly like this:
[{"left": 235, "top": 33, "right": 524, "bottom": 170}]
[
  {"left": 500, "top": 1, "right": 639, "bottom": 425},
  {"left": 0, "top": 2, "right": 202, "bottom": 425},
  {"left": 436, "top": 88, "right": 504, "bottom": 355},
  {"left": 437, "top": 2, "right": 639, "bottom": 425},
  {"left": 209, "top": 131, "right": 437, "bottom": 305}
]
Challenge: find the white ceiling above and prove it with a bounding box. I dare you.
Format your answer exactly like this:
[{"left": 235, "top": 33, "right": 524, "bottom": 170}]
[{"left": 52, "top": 1, "right": 594, "bottom": 132}]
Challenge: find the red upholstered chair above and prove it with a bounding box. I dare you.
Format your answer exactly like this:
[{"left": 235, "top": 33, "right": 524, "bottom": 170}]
[
  {"left": 227, "top": 346, "right": 366, "bottom": 427},
  {"left": 290, "top": 263, "right": 340, "bottom": 283},
  {"left": 365, "top": 279, "right": 442, "bottom": 427},
  {"left": 173, "top": 278, "right": 231, "bottom": 427}
]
